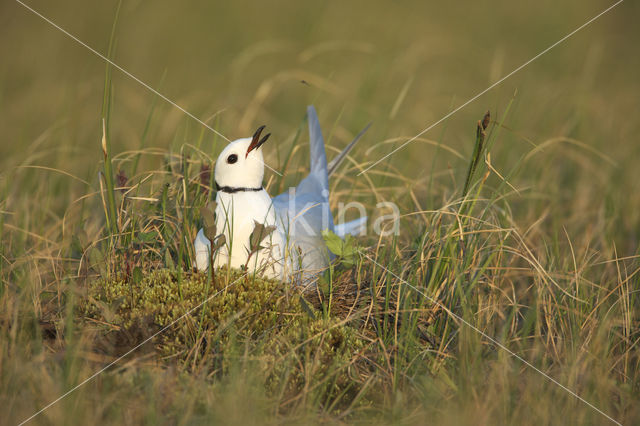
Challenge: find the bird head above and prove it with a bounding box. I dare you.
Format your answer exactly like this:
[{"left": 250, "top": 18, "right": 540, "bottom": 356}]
[{"left": 214, "top": 125, "right": 271, "bottom": 189}]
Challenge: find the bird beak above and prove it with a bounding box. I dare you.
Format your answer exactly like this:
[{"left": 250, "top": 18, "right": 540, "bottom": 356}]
[{"left": 246, "top": 125, "right": 271, "bottom": 158}]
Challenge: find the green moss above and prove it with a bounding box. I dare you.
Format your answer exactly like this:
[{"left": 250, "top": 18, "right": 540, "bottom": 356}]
[
  {"left": 82, "top": 268, "right": 372, "bottom": 409},
  {"left": 265, "top": 317, "right": 371, "bottom": 407},
  {"left": 83, "top": 268, "right": 308, "bottom": 354}
]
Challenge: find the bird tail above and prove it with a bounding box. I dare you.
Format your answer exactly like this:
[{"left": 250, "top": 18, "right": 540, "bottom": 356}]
[
  {"left": 307, "top": 105, "right": 371, "bottom": 178},
  {"left": 334, "top": 217, "right": 368, "bottom": 238},
  {"left": 327, "top": 122, "right": 371, "bottom": 177},
  {"left": 307, "top": 106, "right": 329, "bottom": 190}
]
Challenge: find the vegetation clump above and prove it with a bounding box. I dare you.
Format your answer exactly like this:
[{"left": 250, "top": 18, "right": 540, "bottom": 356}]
[
  {"left": 83, "top": 268, "right": 304, "bottom": 352},
  {"left": 82, "top": 267, "right": 373, "bottom": 408}
]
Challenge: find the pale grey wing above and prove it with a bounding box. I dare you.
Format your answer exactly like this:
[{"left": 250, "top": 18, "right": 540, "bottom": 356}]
[
  {"left": 273, "top": 107, "right": 370, "bottom": 203},
  {"left": 271, "top": 105, "right": 373, "bottom": 273},
  {"left": 274, "top": 190, "right": 333, "bottom": 262},
  {"left": 294, "top": 105, "right": 330, "bottom": 197},
  {"left": 273, "top": 191, "right": 333, "bottom": 235},
  {"left": 273, "top": 105, "right": 333, "bottom": 232},
  {"left": 334, "top": 216, "right": 368, "bottom": 237},
  {"left": 272, "top": 106, "right": 335, "bottom": 276}
]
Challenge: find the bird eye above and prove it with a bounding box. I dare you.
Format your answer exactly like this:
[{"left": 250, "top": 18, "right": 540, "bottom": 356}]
[{"left": 226, "top": 154, "right": 238, "bottom": 164}]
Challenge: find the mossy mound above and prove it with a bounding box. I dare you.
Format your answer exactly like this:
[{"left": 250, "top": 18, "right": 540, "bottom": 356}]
[
  {"left": 83, "top": 268, "right": 310, "bottom": 355},
  {"left": 82, "top": 268, "right": 373, "bottom": 407}
]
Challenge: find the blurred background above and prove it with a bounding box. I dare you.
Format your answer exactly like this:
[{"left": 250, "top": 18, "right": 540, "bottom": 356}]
[
  {"left": 2, "top": 2, "right": 640, "bottom": 423},
  {"left": 1, "top": 0, "right": 638, "bottom": 250}
]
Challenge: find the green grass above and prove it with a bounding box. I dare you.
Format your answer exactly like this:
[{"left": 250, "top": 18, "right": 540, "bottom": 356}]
[{"left": 1, "top": 0, "right": 639, "bottom": 424}]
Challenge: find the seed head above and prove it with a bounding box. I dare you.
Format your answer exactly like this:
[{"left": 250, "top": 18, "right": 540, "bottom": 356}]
[
  {"left": 481, "top": 110, "right": 491, "bottom": 130},
  {"left": 116, "top": 169, "right": 128, "bottom": 193}
]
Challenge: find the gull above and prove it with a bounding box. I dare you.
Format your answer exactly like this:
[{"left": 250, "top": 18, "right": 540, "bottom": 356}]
[{"left": 194, "top": 105, "right": 368, "bottom": 282}]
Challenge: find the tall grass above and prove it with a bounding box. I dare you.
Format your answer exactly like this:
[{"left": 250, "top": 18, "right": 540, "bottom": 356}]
[{"left": 1, "top": 0, "right": 639, "bottom": 424}]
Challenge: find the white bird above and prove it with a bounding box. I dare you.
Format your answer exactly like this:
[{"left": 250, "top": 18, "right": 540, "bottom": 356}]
[{"left": 194, "top": 105, "right": 367, "bottom": 282}]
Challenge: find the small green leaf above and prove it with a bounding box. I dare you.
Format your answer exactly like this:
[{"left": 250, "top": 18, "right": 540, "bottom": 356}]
[
  {"left": 212, "top": 234, "right": 226, "bottom": 251},
  {"left": 132, "top": 266, "right": 143, "bottom": 284},
  {"left": 322, "top": 230, "right": 359, "bottom": 267},
  {"left": 200, "top": 201, "right": 217, "bottom": 241},
  {"left": 342, "top": 235, "right": 359, "bottom": 266},
  {"left": 322, "top": 229, "right": 344, "bottom": 257},
  {"left": 249, "top": 221, "right": 275, "bottom": 252},
  {"left": 201, "top": 201, "right": 217, "bottom": 227},
  {"left": 204, "top": 225, "right": 217, "bottom": 242}
]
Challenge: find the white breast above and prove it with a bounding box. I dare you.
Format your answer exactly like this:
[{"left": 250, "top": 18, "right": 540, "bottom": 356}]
[
  {"left": 194, "top": 190, "right": 324, "bottom": 282},
  {"left": 213, "top": 190, "right": 289, "bottom": 279}
]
